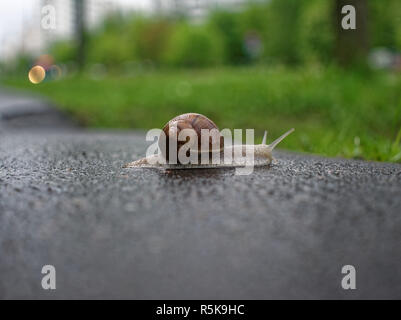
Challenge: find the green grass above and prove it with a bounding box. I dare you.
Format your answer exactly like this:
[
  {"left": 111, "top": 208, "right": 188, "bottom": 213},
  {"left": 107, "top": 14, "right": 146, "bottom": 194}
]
[{"left": 4, "top": 65, "right": 401, "bottom": 162}]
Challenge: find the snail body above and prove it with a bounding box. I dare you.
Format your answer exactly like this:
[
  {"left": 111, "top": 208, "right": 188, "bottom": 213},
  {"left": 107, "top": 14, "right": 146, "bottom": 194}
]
[{"left": 124, "top": 113, "right": 294, "bottom": 170}]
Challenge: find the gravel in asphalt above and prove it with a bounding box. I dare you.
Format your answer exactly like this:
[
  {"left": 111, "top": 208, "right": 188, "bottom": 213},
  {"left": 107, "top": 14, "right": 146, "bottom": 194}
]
[{"left": 1, "top": 130, "right": 401, "bottom": 299}]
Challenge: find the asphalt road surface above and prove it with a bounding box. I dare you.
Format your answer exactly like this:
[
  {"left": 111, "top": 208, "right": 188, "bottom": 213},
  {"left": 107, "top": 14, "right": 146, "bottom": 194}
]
[
  {"left": 0, "top": 88, "right": 76, "bottom": 130},
  {"left": 1, "top": 129, "right": 401, "bottom": 299}
]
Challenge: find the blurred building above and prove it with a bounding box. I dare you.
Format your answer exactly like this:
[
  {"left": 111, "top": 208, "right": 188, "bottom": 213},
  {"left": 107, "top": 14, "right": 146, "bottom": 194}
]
[
  {"left": 155, "top": 0, "right": 246, "bottom": 19},
  {"left": 0, "top": 0, "right": 128, "bottom": 61},
  {"left": 0, "top": 0, "right": 249, "bottom": 62},
  {"left": 39, "top": 0, "right": 117, "bottom": 43}
]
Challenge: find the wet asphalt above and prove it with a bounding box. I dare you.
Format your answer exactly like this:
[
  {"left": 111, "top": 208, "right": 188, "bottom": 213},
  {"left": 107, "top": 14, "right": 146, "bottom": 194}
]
[
  {"left": 1, "top": 88, "right": 401, "bottom": 299},
  {"left": 1, "top": 128, "right": 401, "bottom": 299}
]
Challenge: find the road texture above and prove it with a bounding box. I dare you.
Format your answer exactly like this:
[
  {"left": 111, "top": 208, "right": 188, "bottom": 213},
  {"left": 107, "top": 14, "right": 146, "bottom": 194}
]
[
  {"left": 0, "top": 88, "right": 76, "bottom": 130},
  {"left": 1, "top": 128, "right": 401, "bottom": 299}
]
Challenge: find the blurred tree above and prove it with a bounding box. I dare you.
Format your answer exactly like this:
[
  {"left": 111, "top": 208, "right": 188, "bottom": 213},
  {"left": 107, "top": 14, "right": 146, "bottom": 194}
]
[
  {"left": 263, "top": 0, "right": 304, "bottom": 65},
  {"left": 50, "top": 41, "right": 76, "bottom": 63},
  {"left": 87, "top": 14, "right": 135, "bottom": 70},
  {"left": 369, "top": 0, "right": 401, "bottom": 50},
  {"left": 299, "top": 0, "right": 334, "bottom": 64},
  {"left": 334, "top": 0, "right": 369, "bottom": 66},
  {"left": 209, "top": 10, "right": 247, "bottom": 64},
  {"left": 88, "top": 31, "right": 133, "bottom": 70},
  {"left": 162, "top": 23, "right": 225, "bottom": 67},
  {"left": 74, "top": 0, "right": 86, "bottom": 71},
  {"left": 47, "top": 0, "right": 401, "bottom": 71},
  {"left": 237, "top": 3, "right": 270, "bottom": 63},
  {"left": 129, "top": 17, "right": 173, "bottom": 65}
]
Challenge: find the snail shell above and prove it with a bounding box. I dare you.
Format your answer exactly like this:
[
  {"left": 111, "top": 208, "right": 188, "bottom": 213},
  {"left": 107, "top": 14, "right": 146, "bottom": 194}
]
[{"left": 158, "top": 113, "right": 224, "bottom": 162}]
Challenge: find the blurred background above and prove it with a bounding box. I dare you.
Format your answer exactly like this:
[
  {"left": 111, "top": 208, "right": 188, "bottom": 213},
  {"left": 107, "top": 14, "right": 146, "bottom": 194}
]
[{"left": 1, "top": 0, "right": 401, "bottom": 161}]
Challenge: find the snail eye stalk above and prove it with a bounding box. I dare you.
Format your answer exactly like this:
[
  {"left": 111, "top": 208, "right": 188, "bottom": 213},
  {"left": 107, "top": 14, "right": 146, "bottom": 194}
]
[
  {"left": 268, "top": 128, "right": 295, "bottom": 151},
  {"left": 262, "top": 131, "right": 268, "bottom": 145}
]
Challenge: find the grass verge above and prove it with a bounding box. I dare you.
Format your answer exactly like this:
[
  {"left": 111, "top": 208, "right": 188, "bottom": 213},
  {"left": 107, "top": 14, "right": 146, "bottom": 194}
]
[{"left": 4, "top": 65, "right": 401, "bottom": 162}]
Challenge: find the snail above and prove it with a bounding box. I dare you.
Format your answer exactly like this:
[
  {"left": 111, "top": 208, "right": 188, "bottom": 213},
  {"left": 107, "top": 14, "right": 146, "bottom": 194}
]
[{"left": 124, "top": 113, "right": 294, "bottom": 170}]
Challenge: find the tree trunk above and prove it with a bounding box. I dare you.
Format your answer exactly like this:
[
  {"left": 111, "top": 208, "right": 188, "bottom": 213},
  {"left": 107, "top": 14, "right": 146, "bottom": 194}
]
[
  {"left": 74, "top": 0, "right": 86, "bottom": 71},
  {"left": 334, "top": 0, "right": 369, "bottom": 66}
]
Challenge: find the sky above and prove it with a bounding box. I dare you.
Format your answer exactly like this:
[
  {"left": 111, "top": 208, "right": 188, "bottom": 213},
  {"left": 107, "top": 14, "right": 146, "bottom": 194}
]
[
  {"left": 0, "top": 0, "right": 36, "bottom": 53},
  {"left": 0, "top": 0, "right": 153, "bottom": 60}
]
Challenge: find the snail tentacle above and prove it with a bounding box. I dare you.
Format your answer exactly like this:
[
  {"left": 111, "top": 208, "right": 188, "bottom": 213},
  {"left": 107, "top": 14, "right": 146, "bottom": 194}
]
[
  {"left": 262, "top": 130, "right": 268, "bottom": 145},
  {"left": 267, "top": 128, "right": 295, "bottom": 151}
]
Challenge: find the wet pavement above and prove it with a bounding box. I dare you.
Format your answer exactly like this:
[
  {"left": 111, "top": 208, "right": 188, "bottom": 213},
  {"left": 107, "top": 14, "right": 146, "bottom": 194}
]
[
  {"left": 0, "top": 88, "right": 76, "bottom": 130},
  {"left": 1, "top": 129, "right": 401, "bottom": 299}
]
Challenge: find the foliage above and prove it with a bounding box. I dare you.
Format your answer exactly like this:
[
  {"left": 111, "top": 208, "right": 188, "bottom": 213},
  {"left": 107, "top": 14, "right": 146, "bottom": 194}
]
[
  {"left": 162, "top": 23, "right": 225, "bottom": 67},
  {"left": 87, "top": 14, "right": 135, "bottom": 70},
  {"left": 4, "top": 1, "right": 401, "bottom": 163},
  {"left": 208, "top": 10, "right": 247, "bottom": 64},
  {"left": 49, "top": 41, "right": 76, "bottom": 63},
  {"left": 44, "top": 0, "right": 401, "bottom": 70},
  {"left": 127, "top": 16, "right": 174, "bottom": 65},
  {"left": 368, "top": 0, "right": 401, "bottom": 49},
  {"left": 5, "top": 66, "right": 401, "bottom": 162},
  {"left": 298, "top": 0, "right": 334, "bottom": 64}
]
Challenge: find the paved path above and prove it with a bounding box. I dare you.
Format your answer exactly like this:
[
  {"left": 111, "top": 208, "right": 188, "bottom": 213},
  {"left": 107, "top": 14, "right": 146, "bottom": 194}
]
[
  {"left": 1, "top": 129, "right": 401, "bottom": 299},
  {"left": 0, "top": 88, "right": 75, "bottom": 130},
  {"left": 1, "top": 89, "right": 401, "bottom": 299}
]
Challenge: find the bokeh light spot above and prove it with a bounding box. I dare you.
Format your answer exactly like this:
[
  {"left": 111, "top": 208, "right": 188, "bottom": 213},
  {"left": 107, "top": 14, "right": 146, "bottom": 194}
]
[
  {"left": 49, "top": 65, "right": 63, "bottom": 80},
  {"left": 28, "top": 66, "right": 46, "bottom": 84}
]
